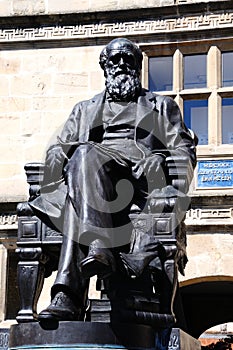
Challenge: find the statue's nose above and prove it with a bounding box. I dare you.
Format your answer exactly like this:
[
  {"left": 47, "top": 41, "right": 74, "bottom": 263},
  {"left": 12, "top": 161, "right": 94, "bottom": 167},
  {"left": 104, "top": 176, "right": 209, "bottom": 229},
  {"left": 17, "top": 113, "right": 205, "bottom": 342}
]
[{"left": 119, "top": 57, "right": 125, "bottom": 66}]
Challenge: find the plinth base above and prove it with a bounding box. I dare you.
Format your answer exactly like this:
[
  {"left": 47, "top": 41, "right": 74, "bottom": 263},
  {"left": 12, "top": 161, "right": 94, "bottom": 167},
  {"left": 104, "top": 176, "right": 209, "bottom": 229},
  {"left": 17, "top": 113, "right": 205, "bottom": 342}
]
[{"left": 9, "top": 322, "right": 201, "bottom": 350}]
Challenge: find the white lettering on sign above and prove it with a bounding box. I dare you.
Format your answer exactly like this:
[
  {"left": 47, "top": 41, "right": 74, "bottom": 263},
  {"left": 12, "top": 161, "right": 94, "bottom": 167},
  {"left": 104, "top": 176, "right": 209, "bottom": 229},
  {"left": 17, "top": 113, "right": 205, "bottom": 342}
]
[{"left": 197, "top": 160, "right": 233, "bottom": 188}]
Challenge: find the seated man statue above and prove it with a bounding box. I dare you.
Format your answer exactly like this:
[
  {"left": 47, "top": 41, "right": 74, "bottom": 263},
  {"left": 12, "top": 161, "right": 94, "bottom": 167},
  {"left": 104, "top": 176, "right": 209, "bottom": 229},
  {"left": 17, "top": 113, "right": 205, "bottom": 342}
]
[{"left": 30, "top": 38, "right": 196, "bottom": 323}]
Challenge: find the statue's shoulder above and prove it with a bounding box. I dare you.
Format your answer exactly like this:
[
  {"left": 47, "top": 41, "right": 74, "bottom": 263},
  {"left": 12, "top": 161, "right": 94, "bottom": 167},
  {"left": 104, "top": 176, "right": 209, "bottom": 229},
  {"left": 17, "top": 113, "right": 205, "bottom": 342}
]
[
  {"left": 72, "top": 91, "right": 105, "bottom": 111},
  {"left": 142, "top": 89, "right": 178, "bottom": 113},
  {"left": 141, "top": 89, "right": 170, "bottom": 111},
  {"left": 66, "top": 92, "right": 105, "bottom": 121}
]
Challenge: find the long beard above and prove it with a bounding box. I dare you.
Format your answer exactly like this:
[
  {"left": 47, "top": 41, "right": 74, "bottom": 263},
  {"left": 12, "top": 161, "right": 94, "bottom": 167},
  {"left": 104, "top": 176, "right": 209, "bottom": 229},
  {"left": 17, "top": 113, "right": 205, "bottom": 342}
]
[{"left": 105, "top": 71, "right": 141, "bottom": 102}]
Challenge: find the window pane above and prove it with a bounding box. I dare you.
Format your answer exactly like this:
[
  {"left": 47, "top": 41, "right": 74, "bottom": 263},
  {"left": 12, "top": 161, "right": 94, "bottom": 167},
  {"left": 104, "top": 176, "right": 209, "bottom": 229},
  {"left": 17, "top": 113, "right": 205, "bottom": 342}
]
[
  {"left": 184, "top": 54, "right": 207, "bottom": 89},
  {"left": 222, "top": 98, "right": 233, "bottom": 144},
  {"left": 149, "top": 56, "right": 173, "bottom": 91},
  {"left": 222, "top": 52, "right": 233, "bottom": 87},
  {"left": 184, "top": 100, "right": 208, "bottom": 145}
]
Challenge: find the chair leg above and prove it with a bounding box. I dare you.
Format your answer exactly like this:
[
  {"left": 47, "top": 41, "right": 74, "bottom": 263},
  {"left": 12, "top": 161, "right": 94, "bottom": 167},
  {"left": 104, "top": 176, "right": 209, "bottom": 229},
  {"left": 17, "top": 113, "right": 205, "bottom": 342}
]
[
  {"left": 16, "top": 247, "right": 48, "bottom": 323},
  {"left": 160, "top": 244, "right": 178, "bottom": 317}
]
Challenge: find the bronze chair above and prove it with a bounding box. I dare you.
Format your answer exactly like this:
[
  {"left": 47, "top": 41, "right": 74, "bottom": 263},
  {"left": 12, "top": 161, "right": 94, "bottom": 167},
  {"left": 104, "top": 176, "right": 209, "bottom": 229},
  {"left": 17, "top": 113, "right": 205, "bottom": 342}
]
[{"left": 16, "top": 155, "right": 194, "bottom": 328}]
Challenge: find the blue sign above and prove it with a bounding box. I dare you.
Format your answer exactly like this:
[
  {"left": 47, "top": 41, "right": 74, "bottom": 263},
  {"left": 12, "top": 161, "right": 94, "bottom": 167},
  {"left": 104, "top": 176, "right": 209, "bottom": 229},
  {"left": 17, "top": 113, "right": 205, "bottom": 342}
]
[{"left": 197, "top": 160, "right": 233, "bottom": 188}]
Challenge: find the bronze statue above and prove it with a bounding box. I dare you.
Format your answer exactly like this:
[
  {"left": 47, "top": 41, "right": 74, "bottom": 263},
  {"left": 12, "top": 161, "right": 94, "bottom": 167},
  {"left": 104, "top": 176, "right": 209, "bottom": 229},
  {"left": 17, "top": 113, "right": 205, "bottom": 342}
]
[{"left": 29, "top": 38, "right": 196, "bottom": 324}]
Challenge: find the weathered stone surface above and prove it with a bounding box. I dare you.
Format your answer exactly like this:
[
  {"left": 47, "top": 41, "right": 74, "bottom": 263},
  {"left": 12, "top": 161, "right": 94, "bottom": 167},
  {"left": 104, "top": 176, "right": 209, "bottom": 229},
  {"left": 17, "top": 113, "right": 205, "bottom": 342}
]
[
  {"left": 0, "top": 56, "right": 20, "bottom": 75},
  {"left": 89, "top": 0, "right": 118, "bottom": 11},
  {"left": 0, "top": 1, "right": 12, "bottom": 16},
  {"left": 53, "top": 73, "right": 88, "bottom": 94},
  {"left": 12, "top": 0, "right": 45, "bottom": 15},
  {"left": 0, "top": 0, "right": 180, "bottom": 16},
  {"left": 0, "top": 116, "right": 20, "bottom": 136},
  {"left": 47, "top": 0, "right": 89, "bottom": 13},
  {"left": 0, "top": 77, "right": 10, "bottom": 97},
  {"left": 0, "top": 45, "right": 104, "bottom": 201},
  {"left": 10, "top": 74, "right": 52, "bottom": 96},
  {"left": 179, "top": 234, "right": 233, "bottom": 282}
]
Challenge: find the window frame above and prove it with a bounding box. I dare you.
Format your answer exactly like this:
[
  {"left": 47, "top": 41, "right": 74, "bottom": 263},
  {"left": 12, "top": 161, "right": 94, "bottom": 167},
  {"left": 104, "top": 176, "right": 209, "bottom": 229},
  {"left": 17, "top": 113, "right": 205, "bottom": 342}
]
[{"left": 141, "top": 40, "right": 233, "bottom": 159}]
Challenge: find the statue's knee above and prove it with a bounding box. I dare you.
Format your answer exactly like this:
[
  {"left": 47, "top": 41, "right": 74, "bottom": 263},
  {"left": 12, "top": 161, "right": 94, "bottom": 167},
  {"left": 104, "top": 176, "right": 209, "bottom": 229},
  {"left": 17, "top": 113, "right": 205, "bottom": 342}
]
[
  {"left": 74, "top": 143, "right": 93, "bottom": 156},
  {"left": 66, "top": 143, "right": 95, "bottom": 174}
]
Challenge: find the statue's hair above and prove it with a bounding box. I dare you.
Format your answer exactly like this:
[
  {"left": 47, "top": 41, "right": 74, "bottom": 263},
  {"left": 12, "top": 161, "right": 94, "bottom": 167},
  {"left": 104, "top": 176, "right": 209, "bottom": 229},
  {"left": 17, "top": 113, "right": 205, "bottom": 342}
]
[{"left": 99, "top": 38, "right": 143, "bottom": 73}]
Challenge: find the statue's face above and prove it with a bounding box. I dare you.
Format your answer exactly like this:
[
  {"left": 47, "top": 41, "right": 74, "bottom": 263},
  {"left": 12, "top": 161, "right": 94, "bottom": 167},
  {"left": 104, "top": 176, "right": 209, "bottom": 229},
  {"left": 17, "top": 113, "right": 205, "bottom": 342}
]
[
  {"left": 106, "top": 50, "right": 137, "bottom": 78},
  {"left": 104, "top": 44, "right": 141, "bottom": 102}
]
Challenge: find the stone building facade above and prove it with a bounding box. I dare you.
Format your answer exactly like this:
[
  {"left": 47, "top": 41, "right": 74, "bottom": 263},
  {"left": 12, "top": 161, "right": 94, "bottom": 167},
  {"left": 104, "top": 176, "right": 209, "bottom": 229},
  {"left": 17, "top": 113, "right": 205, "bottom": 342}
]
[{"left": 0, "top": 0, "right": 233, "bottom": 347}]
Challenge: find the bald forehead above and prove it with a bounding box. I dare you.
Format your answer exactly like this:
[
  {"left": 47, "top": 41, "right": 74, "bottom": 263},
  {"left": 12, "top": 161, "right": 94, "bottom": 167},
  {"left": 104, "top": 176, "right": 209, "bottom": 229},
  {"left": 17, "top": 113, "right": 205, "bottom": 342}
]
[
  {"left": 106, "top": 39, "right": 137, "bottom": 55},
  {"left": 99, "top": 38, "right": 142, "bottom": 72}
]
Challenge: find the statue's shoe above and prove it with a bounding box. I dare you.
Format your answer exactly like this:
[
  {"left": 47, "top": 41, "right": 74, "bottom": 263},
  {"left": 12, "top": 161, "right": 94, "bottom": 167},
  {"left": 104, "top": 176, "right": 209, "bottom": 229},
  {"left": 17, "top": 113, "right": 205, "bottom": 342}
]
[
  {"left": 38, "top": 291, "right": 81, "bottom": 322},
  {"left": 80, "top": 239, "right": 116, "bottom": 279}
]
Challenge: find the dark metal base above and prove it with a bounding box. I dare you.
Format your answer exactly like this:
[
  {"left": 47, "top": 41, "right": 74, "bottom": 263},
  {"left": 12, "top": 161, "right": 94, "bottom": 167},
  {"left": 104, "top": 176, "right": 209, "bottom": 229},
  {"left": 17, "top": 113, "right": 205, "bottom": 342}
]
[{"left": 9, "top": 322, "right": 201, "bottom": 350}]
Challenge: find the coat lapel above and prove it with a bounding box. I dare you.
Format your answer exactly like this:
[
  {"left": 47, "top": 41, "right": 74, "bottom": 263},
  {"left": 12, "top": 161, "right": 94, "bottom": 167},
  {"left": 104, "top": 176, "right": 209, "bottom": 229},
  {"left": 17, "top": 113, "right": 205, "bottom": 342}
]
[
  {"left": 81, "top": 91, "right": 106, "bottom": 142},
  {"left": 135, "top": 90, "right": 157, "bottom": 126},
  {"left": 135, "top": 90, "right": 158, "bottom": 140}
]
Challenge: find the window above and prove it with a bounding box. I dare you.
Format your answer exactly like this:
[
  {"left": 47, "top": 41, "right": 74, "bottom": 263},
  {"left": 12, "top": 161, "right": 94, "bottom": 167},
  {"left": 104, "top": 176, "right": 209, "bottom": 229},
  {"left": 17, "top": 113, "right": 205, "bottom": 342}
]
[
  {"left": 222, "top": 52, "right": 233, "bottom": 87},
  {"left": 184, "top": 54, "right": 207, "bottom": 89},
  {"left": 222, "top": 98, "right": 233, "bottom": 144},
  {"left": 146, "top": 44, "right": 233, "bottom": 150},
  {"left": 184, "top": 100, "right": 208, "bottom": 145},
  {"left": 149, "top": 56, "right": 173, "bottom": 92}
]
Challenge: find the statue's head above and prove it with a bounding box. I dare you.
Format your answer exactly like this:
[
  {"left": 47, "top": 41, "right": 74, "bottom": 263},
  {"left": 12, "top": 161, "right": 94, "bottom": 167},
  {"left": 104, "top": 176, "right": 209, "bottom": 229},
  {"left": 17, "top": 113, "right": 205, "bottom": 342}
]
[{"left": 99, "top": 38, "right": 143, "bottom": 101}]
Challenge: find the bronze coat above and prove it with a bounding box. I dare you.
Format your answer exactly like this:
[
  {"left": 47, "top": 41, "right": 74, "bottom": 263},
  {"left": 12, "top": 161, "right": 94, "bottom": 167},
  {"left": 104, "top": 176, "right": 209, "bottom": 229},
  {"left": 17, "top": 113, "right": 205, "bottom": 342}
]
[{"left": 30, "top": 89, "right": 196, "bottom": 221}]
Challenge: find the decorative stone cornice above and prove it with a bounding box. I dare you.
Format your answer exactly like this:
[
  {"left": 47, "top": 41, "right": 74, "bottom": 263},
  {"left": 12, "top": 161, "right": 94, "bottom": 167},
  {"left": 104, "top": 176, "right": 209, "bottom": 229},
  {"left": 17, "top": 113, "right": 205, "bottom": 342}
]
[
  {"left": 0, "top": 213, "right": 18, "bottom": 230},
  {"left": 185, "top": 207, "right": 233, "bottom": 225},
  {"left": 1, "top": 12, "right": 233, "bottom": 43}
]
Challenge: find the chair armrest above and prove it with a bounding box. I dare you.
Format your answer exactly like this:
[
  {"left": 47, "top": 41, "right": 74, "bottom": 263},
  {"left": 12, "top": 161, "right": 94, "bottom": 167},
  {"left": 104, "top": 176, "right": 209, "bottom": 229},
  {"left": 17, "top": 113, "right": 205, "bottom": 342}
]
[
  {"left": 165, "top": 156, "right": 194, "bottom": 194},
  {"left": 24, "top": 162, "right": 45, "bottom": 201}
]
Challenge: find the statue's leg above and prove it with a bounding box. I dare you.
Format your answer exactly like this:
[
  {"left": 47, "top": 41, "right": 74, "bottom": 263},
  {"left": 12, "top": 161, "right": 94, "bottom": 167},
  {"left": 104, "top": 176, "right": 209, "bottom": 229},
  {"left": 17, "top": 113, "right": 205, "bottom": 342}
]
[
  {"left": 38, "top": 192, "right": 90, "bottom": 322},
  {"left": 39, "top": 143, "right": 133, "bottom": 322},
  {"left": 51, "top": 196, "right": 89, "bottom": 311},
  {"left": 65, "top": 143, "right": 134, "bottom": 247}
]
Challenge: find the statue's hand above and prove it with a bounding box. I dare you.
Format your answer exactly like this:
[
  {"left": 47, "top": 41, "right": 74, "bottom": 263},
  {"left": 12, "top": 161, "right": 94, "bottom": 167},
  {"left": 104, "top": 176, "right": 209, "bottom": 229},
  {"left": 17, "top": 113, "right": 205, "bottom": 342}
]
[
  {"left": 144, "top": 154, "right": 164, "bottom": 173},
  {"left": 138, "top": 154, "right": 165, "bottom": 178},
  {"left": 133, "top": 154, "right": 165, "bottom": 186},
  {"left": 45, "top": 145, "right": 68, "bottom": 180}
]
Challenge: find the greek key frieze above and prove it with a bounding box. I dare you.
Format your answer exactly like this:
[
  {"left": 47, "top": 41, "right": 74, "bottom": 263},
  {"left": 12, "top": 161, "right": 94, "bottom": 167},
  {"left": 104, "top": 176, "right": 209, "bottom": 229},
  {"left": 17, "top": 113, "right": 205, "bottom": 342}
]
[
  {"left": 1, "top": 12, "right": 233, "bottom": 43},
  {"left": 0, "top": 213, "right": 18, "bottom": 228},
  {"left": 185, "top": 208, "right": 233, "bottom": 224}
]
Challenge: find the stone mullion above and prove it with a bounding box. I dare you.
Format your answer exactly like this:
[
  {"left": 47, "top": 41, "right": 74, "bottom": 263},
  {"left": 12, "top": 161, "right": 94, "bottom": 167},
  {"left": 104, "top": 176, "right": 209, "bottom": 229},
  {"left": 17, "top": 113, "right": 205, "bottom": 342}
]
[
  {"left": 207, "top": 46, "right": 221, "bottom": 146},
  {"left": 0, "top": 245, "right": 7, "bottom": 321},
  {"left": 173, "top": 49, "right": 183, "bottom": 93},
  {"left": 142, "top": 52, "right": 149, "bottom": 90},
  {"left": 173, "top": 49, "right": 183, "bottom": 119}
]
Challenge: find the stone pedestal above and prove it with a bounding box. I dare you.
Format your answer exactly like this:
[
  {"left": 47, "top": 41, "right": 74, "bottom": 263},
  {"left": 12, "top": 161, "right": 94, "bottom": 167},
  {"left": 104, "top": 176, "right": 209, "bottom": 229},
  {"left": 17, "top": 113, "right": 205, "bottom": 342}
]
[
  {"left": 0, "top": 328, "right": 9, "bottom": 350},
  {"left": 9, "top": 322, "right": 201, "bottom": 350},
  {"left": 168, "top": 328, "right": 201, "bottom": 350}
]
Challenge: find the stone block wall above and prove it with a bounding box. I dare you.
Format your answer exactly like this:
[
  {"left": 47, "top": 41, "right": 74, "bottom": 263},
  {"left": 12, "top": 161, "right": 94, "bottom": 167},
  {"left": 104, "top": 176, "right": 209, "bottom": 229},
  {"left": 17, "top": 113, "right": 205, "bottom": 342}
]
[
  {"left": 0, "top": 0, "right": 177, "bottom": 17},
  {"left": 180, "top": 233, "right": 233, "bottom": 282},
  {"left": 0, "top": 45, "right": 105, "bottom": 201}
]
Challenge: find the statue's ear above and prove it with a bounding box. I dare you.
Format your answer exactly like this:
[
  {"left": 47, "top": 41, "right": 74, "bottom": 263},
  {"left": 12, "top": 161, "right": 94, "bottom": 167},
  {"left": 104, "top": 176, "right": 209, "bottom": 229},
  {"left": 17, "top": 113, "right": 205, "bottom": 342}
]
[{"left": 99, "top": 47, "right": 108, "bottom": 71}]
